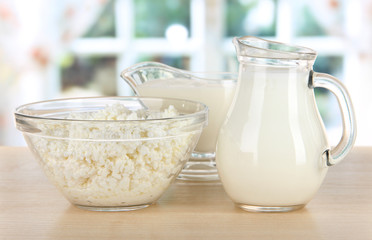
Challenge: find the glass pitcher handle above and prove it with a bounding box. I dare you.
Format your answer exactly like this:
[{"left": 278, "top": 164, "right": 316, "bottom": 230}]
[{"left": 309, "top": 70, "right": 357, "bottom": 166}]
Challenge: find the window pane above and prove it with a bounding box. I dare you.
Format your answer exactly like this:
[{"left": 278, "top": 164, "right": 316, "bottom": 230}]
[
  {"left": 60, "top": 56, "right": 117, "bottom": 97},
  {"left": 225, "top": 0, "right": 276, "bottom": 37},
  {"left": 314, "top": 55, "right": 343, "bottom": 78},
  {"left": 223, "top": 54, "right": 239, "bottom": 73},
  {"left": 134, "top": 0, "right": 190, "bottom": 38},
  {"left": 294, "top": 1, "right": 343, "bottom": 37},
  {"left": 136, "top": 55, "right": 190, "bottom": 70},
  {"left": 83, "top": 0, "right": 116, "bottom": 37}
]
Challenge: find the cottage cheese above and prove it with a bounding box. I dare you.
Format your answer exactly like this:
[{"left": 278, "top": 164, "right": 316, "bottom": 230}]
[{"left": 27, "top": 103, "right": 198, "bottom": 208}]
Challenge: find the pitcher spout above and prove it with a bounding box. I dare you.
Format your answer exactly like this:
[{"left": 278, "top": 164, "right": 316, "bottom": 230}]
[
  {"left": 233, "top": 36, "right": 317, "bottom": 62},
  {"left": 120, "top": 62, "right": 194, "bottom": 95},
  {"left": 121, "top": 62, "right": 177, "bottom": 95}
]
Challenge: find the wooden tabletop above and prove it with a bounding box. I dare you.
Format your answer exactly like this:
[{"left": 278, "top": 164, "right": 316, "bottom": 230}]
[{"left": 0, "top": 146, "right": 371, "bottom": 240}]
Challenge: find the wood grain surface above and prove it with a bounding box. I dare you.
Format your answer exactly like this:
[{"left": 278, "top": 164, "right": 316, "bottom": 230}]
[{"left": 0, "top": 146, "right": 371, "bottom": 239}]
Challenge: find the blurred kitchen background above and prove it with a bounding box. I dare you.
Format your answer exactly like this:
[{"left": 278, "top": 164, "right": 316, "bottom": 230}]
[{"left": 0, "top": 0, "right": 371, "bottom": 146}]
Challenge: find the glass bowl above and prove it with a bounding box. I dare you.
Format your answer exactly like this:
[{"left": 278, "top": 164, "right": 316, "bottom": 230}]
[{"left": 15, "top": 96, "right": 208, "bottom": 211}]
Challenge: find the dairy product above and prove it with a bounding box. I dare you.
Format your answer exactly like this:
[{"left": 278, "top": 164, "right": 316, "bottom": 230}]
[
  {"left": 137, "top": 78, "right": 236, "bottom": 153},
  {"left": 216, "top": 69, "right": 329, "bottom": 207},
  {"left": 26, "top": 103, "right": 197, "bottom": 207}
]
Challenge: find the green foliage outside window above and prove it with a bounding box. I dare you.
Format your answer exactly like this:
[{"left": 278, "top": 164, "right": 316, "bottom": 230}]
[{"left": 135, "top": 0, "right": 190, "bottom": 38}]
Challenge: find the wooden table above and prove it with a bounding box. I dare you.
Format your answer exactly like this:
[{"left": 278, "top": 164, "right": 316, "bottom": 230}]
[{"left": 1, "top": 146, "right": 371, "bottom": 239}]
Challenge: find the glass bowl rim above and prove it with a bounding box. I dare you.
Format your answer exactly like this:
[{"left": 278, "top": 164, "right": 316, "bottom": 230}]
[{"left": 14, "top": 96, "right": 208, "bottom": 124}]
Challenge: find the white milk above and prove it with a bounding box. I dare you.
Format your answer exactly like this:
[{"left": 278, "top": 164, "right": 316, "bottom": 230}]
[
  {"left": 216, "top": 68, "right": 329, "bottom": 207},
  {"left": 137, "top": 78, "right": 236, "bottom": 153}
]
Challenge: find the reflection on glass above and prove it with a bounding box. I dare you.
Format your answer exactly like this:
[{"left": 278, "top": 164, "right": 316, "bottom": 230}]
[
  {"left": 136, "top": 55, "right": 190, "bottom": 70},
  {"left": 83, "top": 0, "right": 116, "bottom": 38},
  {"left": 134, "top": 0, "right": 190, "bottom": 38},
  {"left": 225, "top": 0, "right": 276, "bottom": 37},
  {"left": 60, "top": 56, "right": 117, "bottom": 96}
]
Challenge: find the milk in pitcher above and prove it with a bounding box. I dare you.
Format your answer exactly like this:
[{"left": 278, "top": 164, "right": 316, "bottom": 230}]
[{"left": 216, "top": 68, "right": 329, "bottom": 208}]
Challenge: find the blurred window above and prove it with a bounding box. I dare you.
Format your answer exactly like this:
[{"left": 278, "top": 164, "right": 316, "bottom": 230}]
[
  {"left": 63, "top": 0, "right": 346, "bottom": 88},
  {"left": 60, "top": 0, "right": 346, "bottom": 143},
  {"left": 134, "top": 0, "right": 190, "bottom": 38},
  {"left": 60, "top": 56, "right": 117, "bottom": 97},
  {"left": 83, "top": 0, "right": 116, "bottom": 38},
  {"left": 3, "top": 0, "right": 361, "bottom": 147},
  {"left": 225, "top": 0, "right": 276, "bottom": 37},
  {"left": 294, "top": 1, "right": 344, "bottom": 37}
]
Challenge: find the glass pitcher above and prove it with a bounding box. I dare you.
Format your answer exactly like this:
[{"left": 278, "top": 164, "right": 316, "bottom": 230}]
[
  {"left": 216, "top": 36, "right": 357, "bottom": 212},
  {"left": 121, "top": 62, "right": 237, "bottom": 181}
]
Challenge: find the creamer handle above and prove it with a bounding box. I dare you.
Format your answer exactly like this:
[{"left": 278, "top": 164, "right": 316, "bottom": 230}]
[{"left": 309, "top": 71, "right": 357, "bottom": 166}]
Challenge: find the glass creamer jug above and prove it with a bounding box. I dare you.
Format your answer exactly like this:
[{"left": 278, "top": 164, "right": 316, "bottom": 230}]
[
  {"left": 216, "top": 36, "right": 357, "bottom": 212},
  {"left": 121, "top": 62, "right": 237, "bottom": 181}
]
